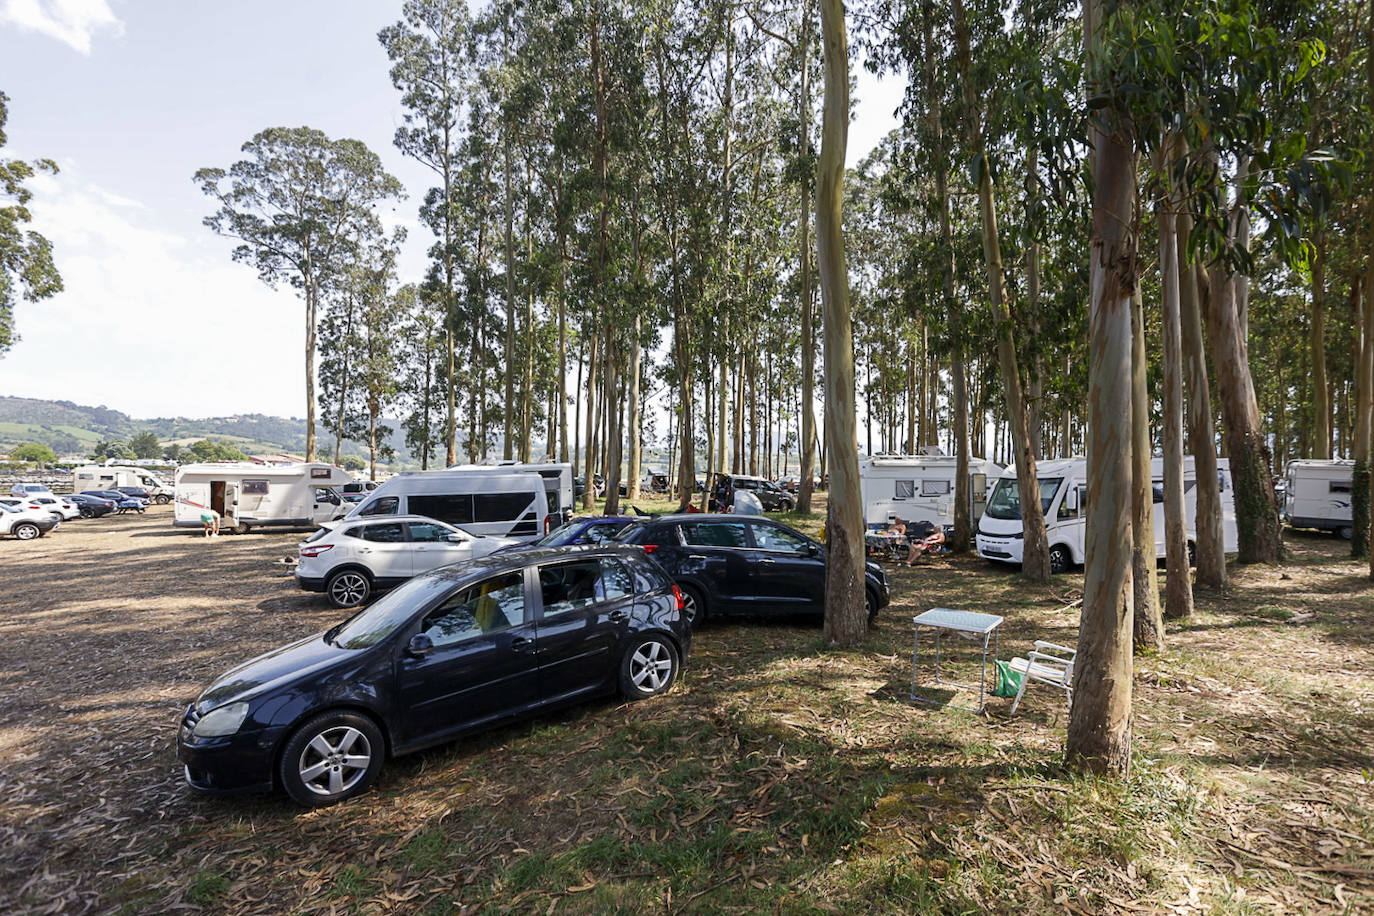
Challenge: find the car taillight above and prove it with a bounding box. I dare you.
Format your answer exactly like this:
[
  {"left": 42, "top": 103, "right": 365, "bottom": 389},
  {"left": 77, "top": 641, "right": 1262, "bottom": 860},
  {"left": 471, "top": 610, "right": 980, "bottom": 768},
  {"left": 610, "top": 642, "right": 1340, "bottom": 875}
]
[
  {"left": 300, "top": 544, "right": 334, "bottom": 558},
  {"left": 671, "top": 584, "right": 685, "bottom": 611},
  {"left": 642, "top": 544, "right": 659, "bottom": 554},
  {"left": 544, "top": 514, "right": 553, "bottom": 534}
]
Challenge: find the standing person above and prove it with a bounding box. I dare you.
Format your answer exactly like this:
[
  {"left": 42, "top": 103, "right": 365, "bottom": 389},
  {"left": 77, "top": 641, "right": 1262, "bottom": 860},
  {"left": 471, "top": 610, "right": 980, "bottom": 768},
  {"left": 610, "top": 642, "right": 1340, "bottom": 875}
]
[{"left": 200, "top": 506, "right": 220, "bottom": 537}]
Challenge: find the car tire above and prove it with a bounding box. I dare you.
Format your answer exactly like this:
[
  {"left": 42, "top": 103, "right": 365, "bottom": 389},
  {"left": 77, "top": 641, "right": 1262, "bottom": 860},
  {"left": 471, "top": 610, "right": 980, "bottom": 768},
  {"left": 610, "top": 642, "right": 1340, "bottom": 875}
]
[
  {"left": 866, "top": 589, "right": 879, "bottom": 625},
  {"left": 1338, "top": 526, "right": 1353, "bottom": 541},
  {"left": 232, "top": 521, "right": 250, "bottom": 535},
  {"left": 677, "top": 583, "right": 707, "bottom": 628},
  {"left": 619, "top": 635, "right": 680, "bottom": 700},
  {"left": 1187, "top": 540, "right": 1197, "bottom": 566},
  {"left": 79, "top": 508, "right": 93, "bottom": 519},
  {"left": 155, "top": 495, "right": 171, "bottom": 505},
  {"left": 1048, "top": 545, "right": 1071, "bottom": 575},
  {"left": 13, "top": 522, "right": 40, "bottom": 541},
  {"left": 278, "top": 711, "right": 385, "bottom": 807},
  {"left": 326, "top": 569, "right": 372, "bottom": 608}
]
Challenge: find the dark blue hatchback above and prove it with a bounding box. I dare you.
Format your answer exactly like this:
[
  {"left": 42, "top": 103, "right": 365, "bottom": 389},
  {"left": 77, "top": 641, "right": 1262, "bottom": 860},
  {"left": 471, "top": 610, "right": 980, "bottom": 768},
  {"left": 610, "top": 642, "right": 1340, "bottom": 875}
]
[{"left": 178, "top": 546, "right": 691, "bottom": 806}]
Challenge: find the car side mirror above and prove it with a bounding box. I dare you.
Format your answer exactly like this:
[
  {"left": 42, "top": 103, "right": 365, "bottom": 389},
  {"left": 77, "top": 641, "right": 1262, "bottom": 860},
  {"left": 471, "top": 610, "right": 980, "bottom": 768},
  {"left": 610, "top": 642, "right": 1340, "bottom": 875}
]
[
  {"left": 807, "top": 542, "right": 822, "bottom": 558},
  {"left": 1064, "top": 490, "right": 1079, "bottom": 511},
  {"left": 407, "top": 634, "right": 434, "bottom": 658},
  {"left": 445, "top": 533, "right": 465, "bottom": 543}
]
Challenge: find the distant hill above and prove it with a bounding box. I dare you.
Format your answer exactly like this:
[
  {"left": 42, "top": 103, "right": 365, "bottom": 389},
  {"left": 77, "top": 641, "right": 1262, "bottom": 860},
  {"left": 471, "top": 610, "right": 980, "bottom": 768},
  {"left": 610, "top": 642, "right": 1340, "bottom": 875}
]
[{"left": 0, "top": 396, "right": 409, "bottom": 464}]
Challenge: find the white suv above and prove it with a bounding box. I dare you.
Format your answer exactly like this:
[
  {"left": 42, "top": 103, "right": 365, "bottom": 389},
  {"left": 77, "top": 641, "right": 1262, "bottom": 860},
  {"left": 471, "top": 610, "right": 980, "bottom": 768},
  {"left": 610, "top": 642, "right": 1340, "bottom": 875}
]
[
  {"left": 295, "top": 514, "right": 519, "bottom": 608},
  {"left": 0, "top": 503, "right": 59, "bottom": 539}
]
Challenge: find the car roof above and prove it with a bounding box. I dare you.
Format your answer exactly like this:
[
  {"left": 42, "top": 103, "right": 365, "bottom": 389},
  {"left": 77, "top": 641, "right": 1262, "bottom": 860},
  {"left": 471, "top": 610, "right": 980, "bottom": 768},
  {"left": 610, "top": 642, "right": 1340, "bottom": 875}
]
[
  {"left": 323, "top": 514, "right": 458, "bottom": 528},
  {"left": 412, "top": 544, "right": 653, "bottom": 582}
]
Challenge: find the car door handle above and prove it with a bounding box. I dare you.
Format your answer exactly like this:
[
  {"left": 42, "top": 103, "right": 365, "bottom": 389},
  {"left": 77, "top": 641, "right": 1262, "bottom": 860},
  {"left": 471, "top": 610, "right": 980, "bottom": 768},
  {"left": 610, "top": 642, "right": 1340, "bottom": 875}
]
[
  {"left": 756, "top": 557, "right": 775, "bottom": 566},
  {"left": 608, "top": 609, "right": 628, "bottom": 622},
  {"left": 687, "top": 554, "right": 709, "bottom": 561},
  {"left": 510, "top": 636, "right": 535, "bottom": 653},
  {"left": 357, "top": 547, "right": 372, "bottom": 553}
]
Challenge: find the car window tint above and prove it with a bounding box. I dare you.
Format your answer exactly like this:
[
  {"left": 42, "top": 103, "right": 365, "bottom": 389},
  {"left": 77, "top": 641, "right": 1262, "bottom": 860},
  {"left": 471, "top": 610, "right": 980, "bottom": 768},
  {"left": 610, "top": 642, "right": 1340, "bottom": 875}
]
[
  {"left": 361, "top": 523, "right": 406, "bottom": 543},
  {"left": 600, "top": 558, "right": 633, "bottom": 599},
  {"left": 421, "top": 572, "right": 526, "bottom": 648},
  {"left": 407, "top": 522, "right": 452, "bottom": 542},
  {"left": 358, "top": 496, "right": 400, "bottom": 517},
  {"left": 409, "top": 494, "right": 474, "bottom": 524},
  {"left": 539, "top": 560, "right": 604, "bottom": 615},
  {"left": 473, "top": 491, "right": 535, "bottom": 522},
  {"left": 751, "top": 523, "right": 809, "bottom": 553},
  {"left": 682, "top": 522, "right": 748, "bottom": 548},
  {"left": 584, "top": 522, "right": 624, "bottom": 545}
]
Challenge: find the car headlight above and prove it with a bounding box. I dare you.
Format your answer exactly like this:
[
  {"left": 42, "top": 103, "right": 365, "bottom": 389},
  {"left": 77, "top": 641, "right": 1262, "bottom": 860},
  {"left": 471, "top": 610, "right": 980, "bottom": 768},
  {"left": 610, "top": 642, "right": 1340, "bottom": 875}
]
[{"left": 192, "top": 701, "right": 250, "bottom": 738}]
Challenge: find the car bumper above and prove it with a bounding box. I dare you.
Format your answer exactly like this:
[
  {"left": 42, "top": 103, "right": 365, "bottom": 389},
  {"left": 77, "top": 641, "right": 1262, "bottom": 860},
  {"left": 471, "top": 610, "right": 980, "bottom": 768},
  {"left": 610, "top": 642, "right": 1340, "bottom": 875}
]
[
  {"left": 295, "top": 571, "right": 328, "bottom": 593},
  {"left": 975, "top": 533, "right": 1021, "bottom": 563},
  {"left": 176, "top": 710, "right": 283, "bottom": 795}
]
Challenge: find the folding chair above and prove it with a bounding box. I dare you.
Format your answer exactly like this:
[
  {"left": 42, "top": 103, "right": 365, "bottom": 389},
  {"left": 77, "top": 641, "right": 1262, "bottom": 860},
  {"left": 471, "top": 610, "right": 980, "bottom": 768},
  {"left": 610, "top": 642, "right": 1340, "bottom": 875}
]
[{"left": 1009, "top": 641, "right": 1076, "bottom": 715}]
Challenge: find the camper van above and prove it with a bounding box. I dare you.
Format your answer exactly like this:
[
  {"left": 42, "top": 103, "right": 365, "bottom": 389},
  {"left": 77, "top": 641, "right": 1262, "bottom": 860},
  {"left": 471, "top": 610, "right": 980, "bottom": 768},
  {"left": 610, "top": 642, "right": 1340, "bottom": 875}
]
[
  {"left": 345, "top": 468, "right": 553, "bottom": 540},
  {"left": 1284, "top": 458, "right": 1355, "bottom": 538},
  {"left": 444, "top": 462, "right": 573, "bottom": 526},
  {"left": 72, "top": 465, "right": 175, "bottom": 503},
  {"left": 975, "top": 456, "right": 1239, "bottom": 574},
  {"left": 859, "top": 454, "right": 1002, "bottom": 530},
  {"left": 174, "top": 462, "right": 351, "bottom": 533}
]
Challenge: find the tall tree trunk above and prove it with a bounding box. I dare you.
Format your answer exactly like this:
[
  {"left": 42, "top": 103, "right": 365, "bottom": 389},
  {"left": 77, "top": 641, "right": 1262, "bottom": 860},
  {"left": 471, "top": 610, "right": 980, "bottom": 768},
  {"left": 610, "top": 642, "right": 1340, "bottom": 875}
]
[
  {"left": 446, "top": 324, "right": 457, "bottom": 466},
  {"left": 627, "top": 315, "right": 643, "bottom": 500},
  {"left": 817, "top": 0, "right": 865, "bottom": 644},
  {"left": 304, "top": 270, "right": 318, "bottom": 462},
  {"left": 1354, "top": 277, "right": 1371, "bottom": 558},
  {"left": 1068, "top": 0, "right": 1134, "bottom": 778},
  {"left": 1026, "top": 147, "right": 1044, "bottom": 460},
  {"left": 952, "top": 0, "right": 1050, "bottom": 582},
  {"left": 1132, "top": 288, "right": 1164, "bottom": 651},
  {"left": 501, "top": 13, "right": 517, "bottom": 463},
  {"left": 797, "top": 0, "right": 817, "bottom": 515},
  {"left": 603, "top": 324, "right": 623, "bottom": 516},
  {"left": 1177, "top": 209, "right": 1226, "bottom": 587},
  {"left": 1312, "top": 228, "right": 1331, "bottom": 459},
  {"left": 582, "top": 332, "right": 599, "bottom": 511},
  {"left": 1159, "top": 155, "right": 1194, "bottom": 620},
  {"left": 334, "top": 290, "right": 355, "bottom": 466}
]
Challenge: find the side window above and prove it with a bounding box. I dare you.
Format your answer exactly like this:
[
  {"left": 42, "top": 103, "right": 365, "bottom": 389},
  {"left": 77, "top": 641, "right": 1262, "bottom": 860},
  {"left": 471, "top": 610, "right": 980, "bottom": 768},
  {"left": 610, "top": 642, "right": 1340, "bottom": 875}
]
[
  {"left": 361, "top": 523, "right": 406, "bottom": 543},
  {"left": 682, "top": 522, "right": 749, "bottom": 548},
  {"left": 1330, "top": 480, "right": 1353, "bottom": 494},
  {"left": 407, "top": 522, "right": 453, "bottom": 542},
  {"left": 409, "top": 494, "right": 473, "bottom": 524},
  {"left": 421, "top": 572, "right": 526, "bottom": 648},
  {"left": 601, "top": 558, "right": 634, "bottom": 600},
  {"left": 894, "top": 480, "right": 915, "bottom": 500},
  {"left": 474, "top": 491, "right": 536, "bottom": 522},
  {"left": 922, "top": 479, "right": 951, "bottom": 497},
  {"left": 1151, "top": 480, "right": 1165, "bottom": 504},
  {"left": 358, "top": 496, "right": 400, "bottom": 517},
  {"left": 343, "top": 526, "right": 365, "bottom": 540},
  {"left": 751, "top": 523, "right": 810, "bottom": 554},
  {"left": 626, "top": 555, "right": 668, "bottom": 593},
  {"left": 539, "top": 560, "right": 604, "bottom": 615},
  {"left": 640, "top": 524, "right": 682, "bottom": 548}
]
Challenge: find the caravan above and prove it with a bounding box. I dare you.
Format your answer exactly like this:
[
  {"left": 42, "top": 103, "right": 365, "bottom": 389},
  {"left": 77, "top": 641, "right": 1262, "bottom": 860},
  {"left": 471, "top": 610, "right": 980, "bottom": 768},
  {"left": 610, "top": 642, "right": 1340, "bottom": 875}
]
[
  {"left": 345, "top": 468, "right": 554, "bottom": 540},
  {"left": 1284, "top": 459, "right": 1355, "bottom": 539},
  {"left": 72, "top": 465, "right": 175, "bottom": 503},
  {"left": 174, "top": 463, "right": 350, "bottom": 533},
  {"left": 859, "top": 455, "right": 1002, "bottom": 531},
  {"left": 975, "top": 456, "right": 1239, "bottom": 574},
  {"left": 446, "top": 462, "right": 573, "bottom": 525}
]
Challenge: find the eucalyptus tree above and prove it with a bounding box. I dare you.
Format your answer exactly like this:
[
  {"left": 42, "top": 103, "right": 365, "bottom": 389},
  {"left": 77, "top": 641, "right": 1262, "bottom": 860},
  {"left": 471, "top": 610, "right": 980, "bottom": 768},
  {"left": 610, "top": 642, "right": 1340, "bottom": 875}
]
[
  {"left": 0, "top": 91, "right": 63, "bottom": 357},
  {"left": 379, "top": 0, "right": 473, "bottom": 467},
  {"left": 194, "top": 127, "right": 403, "bottom": 461},
  {"left": 397, "top": 283, "right": 447, "bottom": 469}
]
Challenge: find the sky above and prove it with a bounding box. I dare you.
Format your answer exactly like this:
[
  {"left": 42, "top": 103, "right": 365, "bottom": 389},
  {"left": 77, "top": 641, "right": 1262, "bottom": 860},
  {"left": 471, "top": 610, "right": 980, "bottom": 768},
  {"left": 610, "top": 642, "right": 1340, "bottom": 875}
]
[{"left": 0, "top": 0, "right": 906, "bottom": 421}]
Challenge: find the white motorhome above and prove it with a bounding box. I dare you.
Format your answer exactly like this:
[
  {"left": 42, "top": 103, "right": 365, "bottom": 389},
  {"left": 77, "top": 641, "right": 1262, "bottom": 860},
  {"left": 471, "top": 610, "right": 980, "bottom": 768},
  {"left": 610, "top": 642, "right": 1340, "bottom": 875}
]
[
  {"left": 174, "top": 462, "right": 350, "bottom": 533},
  {"left": 859, "top": 454, "right": 1002, "bottom": 530},
  {"left": 444, "top": 462, "right": 573, "bottom": 525},
  {"left": 1284, "top": 458, "right": 1355, "bottom": 538},
  {"left": 975, "top": 456, "right": 1239, "bottom": 574},
  {"left": 72, "top": 465, "right": 175, "bottom": 503},
  {"left": 346, "top": 468, "right": 553, "bottom": 540}
]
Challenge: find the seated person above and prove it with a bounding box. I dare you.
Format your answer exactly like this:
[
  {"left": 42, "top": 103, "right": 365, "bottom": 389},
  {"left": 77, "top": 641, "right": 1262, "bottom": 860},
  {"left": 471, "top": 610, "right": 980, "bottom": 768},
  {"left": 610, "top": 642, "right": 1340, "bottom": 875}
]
[{"left": 906, "top": 519, "right": 946, "bottom": 565}]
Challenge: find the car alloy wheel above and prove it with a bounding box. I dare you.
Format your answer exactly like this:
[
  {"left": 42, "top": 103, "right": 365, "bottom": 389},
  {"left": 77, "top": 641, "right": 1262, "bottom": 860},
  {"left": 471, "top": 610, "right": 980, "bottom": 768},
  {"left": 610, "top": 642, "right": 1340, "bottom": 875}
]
[
  {"left": 13, "top": 523, "right": 40, "bottom": 540},
  {"left": 278, "top": 712, "right": 385, "bottom": 806},
  {"left": 1048, "top": 545, "right": 1070, "bottom": 575},
  {"left": 326, "top": 570, "right": 372, "bottom": 608},
  {"left": 620, "top": 636, "right": 679, "bottom": 699},
  {"left": 677, "top": 584, "right": 706, "bottom": 628}
]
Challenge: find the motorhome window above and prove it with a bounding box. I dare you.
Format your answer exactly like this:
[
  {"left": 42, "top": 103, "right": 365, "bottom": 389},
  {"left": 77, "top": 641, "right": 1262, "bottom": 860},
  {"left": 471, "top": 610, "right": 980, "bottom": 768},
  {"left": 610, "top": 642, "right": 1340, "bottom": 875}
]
[
  {"left": 1151, "top": 481, "right": 1165, "bottom": 504},
  {"left": 242, "top": 480, "right": 269, "bottom": 495},
  {"left": 358, "top": 496, "right": 400, "bottom": 517},
  {"left": 984, "top": 477, "right": 1063, "bottom": 521},
  {"left": 361, "top": 523, "right": 406, "bottom": 543},
  {"left": 922, "top": 479, "right": 951, "bottom": 497},
  {"left": 474, "top": 492, "right": 535, "bottom": 523},
  {"left": 544, "top": 482, "right": 562, "bottom": 513},
  {"left": 894, "top": 480, "right": 915, "bottom": 500},
  {"left": 1330, "top": 480, "right": 1353, "bottom": 493},
  {"left": 310, "top": 468, "right": 332, "bottom": 479},
  {"left": 410, "top": 494, "right": 474, "bottom": 524}
]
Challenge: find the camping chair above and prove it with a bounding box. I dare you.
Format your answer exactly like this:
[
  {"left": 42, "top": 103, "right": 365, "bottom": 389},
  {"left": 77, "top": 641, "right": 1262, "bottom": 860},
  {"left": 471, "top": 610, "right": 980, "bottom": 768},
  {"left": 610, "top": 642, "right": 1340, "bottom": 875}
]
[{"left": 1009, "top": 641, "right": 1076, "bottom": 715}]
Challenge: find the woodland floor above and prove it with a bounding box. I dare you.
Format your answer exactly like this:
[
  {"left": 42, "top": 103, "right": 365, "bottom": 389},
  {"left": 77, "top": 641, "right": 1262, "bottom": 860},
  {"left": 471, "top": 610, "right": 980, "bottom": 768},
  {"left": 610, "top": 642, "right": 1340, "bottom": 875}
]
[{"left": 0, "top": 500, "right": 1371, "bottom": 915}]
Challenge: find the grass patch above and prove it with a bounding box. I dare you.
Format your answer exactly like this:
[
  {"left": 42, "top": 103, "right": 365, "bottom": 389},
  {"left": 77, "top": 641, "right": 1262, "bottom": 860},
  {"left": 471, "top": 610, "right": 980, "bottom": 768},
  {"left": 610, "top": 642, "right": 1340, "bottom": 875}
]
[{"left": 186, "top": 869, "right": 230, "bottom": 905}]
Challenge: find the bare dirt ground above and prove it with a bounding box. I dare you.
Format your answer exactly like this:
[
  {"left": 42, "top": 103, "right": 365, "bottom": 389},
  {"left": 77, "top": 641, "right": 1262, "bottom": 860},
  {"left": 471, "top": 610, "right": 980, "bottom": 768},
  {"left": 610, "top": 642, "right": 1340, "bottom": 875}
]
[{"left": 0, "top": 504, "right": 1370, "bottom": 915}]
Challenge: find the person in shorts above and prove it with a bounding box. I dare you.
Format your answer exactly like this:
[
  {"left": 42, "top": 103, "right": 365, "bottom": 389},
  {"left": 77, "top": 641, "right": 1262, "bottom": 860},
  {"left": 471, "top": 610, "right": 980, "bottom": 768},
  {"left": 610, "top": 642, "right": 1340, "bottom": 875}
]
[
  {"left": 200, "top": 507, "right": 220, "bottom": 537},
  {"left": 906, "top": 519, "right": 945, "bottom": 565}
]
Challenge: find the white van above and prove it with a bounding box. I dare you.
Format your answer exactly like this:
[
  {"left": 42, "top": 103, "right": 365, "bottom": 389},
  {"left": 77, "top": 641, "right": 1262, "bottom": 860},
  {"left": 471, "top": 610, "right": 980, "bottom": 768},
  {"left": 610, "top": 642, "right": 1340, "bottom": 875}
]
[
  {"left": 174, "top": 462, "right": 350, "bottom": 533},
  {"left": 446, "top": 462, "right": 573, "bottom": 526},
  {"left": 975, "top": 456, "right": 1239, "bottom": 574},
  {"left": 1283, "top": 458, "right": 1355, "bottom": 538},
  {"left": 859, "top": 454, "right": 1002, "bottom": 530},
  {"left": 345, "top": 469, "right": 551, "bottom": 540},
  {"left": 72, "top": 465, "right": 175, "bottom": 503}
]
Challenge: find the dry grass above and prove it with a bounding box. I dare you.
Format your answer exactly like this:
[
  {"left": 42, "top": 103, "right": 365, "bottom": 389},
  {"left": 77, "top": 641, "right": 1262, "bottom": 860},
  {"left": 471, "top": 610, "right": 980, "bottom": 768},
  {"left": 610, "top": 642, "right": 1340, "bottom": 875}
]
[{"left": 0, "top": 504, "right": 1370, "bottom": 914}]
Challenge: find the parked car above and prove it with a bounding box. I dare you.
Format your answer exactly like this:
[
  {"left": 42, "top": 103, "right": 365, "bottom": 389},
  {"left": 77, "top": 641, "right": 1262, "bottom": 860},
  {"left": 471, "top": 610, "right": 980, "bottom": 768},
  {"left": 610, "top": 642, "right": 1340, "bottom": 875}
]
[
  {"left": 710, "top": 474, "right": 796, "bottom": 512},
  {"left": 513, "top": 515, "right": 638, "bottom": 550},
  {"left": 65, "top": 493, "right": 117, "bottom": 518},
  {"left": 114, "top": 486, "right": 153, "bottom": 501},
  {"left": 81, "top": 490, "right": 148, "bottom": 514},
  {"left": 0, "top": 502, "right": 59, "bottom": 540},
  {"left": 179, "top": 545, "right": 692, "bottom": 805},
  {"left": 296, "top": 515, "right": 520, "bottom": 608},
  {"left": 8, "top": 483, "right": 54, "bottom": 499},
  {"left": 0, "top": 496, "right": 62, "bottom": 522},
  {"left": 614, "top": 513, "right": 889, "bottom": 626},
  {"left": 28, "top": 495, "right": 80, "bottom": 520}
]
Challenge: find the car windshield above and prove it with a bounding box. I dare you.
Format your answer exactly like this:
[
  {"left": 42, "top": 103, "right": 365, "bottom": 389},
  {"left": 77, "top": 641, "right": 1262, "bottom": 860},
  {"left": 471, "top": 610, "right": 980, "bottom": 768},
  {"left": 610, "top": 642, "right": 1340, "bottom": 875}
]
[
  {"left": 984, "top": 477, "right": 1063, "bottom": 521},
  {"left": 329, "top": 574, "right": 456, "bottom": 650}
]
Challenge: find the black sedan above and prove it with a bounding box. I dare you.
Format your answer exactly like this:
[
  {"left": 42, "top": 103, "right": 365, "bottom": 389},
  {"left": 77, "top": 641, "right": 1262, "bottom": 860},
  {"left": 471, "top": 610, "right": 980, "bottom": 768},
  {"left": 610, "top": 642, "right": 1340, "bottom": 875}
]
[
  {"left": 178, "top": 546, "right": 691, "bottom": 806},
  {"left": 64, "top": 493, "right": 117, "bottom": 518},
  {"left": 614, "top": 514, "right": 890, "bottom": 626}
]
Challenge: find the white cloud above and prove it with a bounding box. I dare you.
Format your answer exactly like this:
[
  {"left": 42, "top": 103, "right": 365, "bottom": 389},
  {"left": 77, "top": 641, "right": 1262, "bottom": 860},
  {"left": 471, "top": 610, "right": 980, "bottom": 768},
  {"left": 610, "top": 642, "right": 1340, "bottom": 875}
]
[
  {"left": 0, "top": 0, "right": 123, "bottom": 55},
  {"left": 0, "top": 166, "right": 309, "bottom": 419}
]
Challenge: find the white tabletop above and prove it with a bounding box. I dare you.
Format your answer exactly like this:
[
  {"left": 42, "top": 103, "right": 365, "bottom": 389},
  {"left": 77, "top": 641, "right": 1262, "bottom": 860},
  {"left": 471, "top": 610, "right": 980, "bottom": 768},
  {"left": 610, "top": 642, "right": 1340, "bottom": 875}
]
[{"left": 913, "top": 607, "right": 1004, "bottom": 635}]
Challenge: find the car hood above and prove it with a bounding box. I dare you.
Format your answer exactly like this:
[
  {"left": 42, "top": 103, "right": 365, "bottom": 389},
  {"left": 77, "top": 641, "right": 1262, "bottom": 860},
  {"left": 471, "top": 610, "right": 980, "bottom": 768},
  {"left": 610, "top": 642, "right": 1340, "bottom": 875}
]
[{"left": 196, "top": 632, "right": 354, "bottom": 713}]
